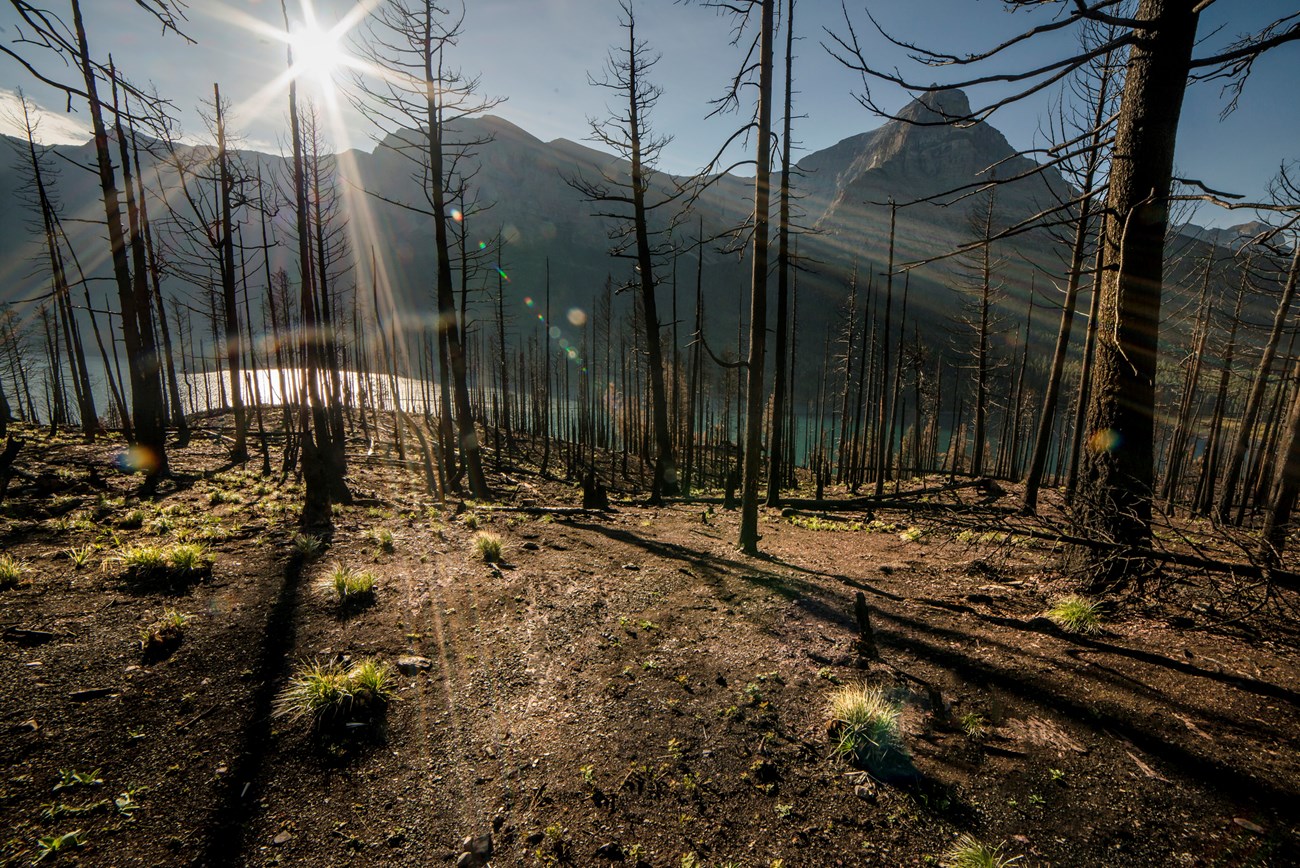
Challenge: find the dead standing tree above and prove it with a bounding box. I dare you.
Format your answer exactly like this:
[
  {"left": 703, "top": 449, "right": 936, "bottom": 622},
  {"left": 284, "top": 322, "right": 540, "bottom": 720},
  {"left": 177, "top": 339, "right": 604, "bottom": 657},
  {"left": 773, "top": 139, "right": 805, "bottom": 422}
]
[
  {"left": 693, "top": 0, "right": 778, "bottom": 554},
  {"left": 351, "top": 0, "right": 498, "bottom": 500},
  {"left": 567, "top": 0, "right": 683, "bottom": 504},
  {"left": 2, "top": 0, "right": 191, "bottom": 489}
]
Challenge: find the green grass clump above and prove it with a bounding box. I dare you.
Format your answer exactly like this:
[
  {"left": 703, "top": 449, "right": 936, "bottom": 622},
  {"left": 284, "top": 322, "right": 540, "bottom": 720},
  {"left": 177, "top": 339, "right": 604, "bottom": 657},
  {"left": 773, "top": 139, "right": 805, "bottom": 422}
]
[
  {"left": 0, "top": 554, "right": 27, "bottom": 588},
  {"left": 274, "top": 657, "right": 395, "bottom": 725},
  {"left": 1045, "top": 594, "right": 1103, "bottom": 634},
  {"left": 319, "top": 564, "right": 377, "bottom": 606},
  {"left": 167, "top": 543, "right": 212, "bottom": 572},
  {"left": 293, "top": 532, "right": 325, "bottom": 559},
  {"left": 139, "top": 608, "right": 192, "bottom": 655},
  {"left": 943, "top": 834, "right": 1021, "bottom": 867},
  {"left": 826, "top": 683, "right": 904, "bottom": 769},
  {"left": 116, "top": 508, "right": 146, "bottom": 529},
  {"left": 788, "top": 515, "right": 863, "bottom": 532},
  {"left": 117, "top": 542, "right": 211, "bottom": 580},
  {"left": 118, "top": 544, "right": 167, "bottom": 572},
  {"left": 474, "top": 532, "right": 504, "bottom": 563},
  {"left": 65, "top": 544, "right": 96, "bottom": 569},
  {"left": 367, "top": 527, "right": 396, "bottom": 554}
]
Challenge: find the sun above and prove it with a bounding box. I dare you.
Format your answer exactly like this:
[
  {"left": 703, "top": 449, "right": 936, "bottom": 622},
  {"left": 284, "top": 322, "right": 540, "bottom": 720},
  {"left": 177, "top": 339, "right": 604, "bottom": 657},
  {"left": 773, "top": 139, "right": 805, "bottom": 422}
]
[{"left": 289, "top": 20, "right": 348, "bottom": 90}]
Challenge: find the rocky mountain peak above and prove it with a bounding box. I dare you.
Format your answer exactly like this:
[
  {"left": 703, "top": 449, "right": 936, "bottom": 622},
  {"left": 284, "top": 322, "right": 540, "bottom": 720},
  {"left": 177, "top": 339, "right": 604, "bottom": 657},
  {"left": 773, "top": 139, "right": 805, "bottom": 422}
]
[{"left": 898, "top": 87, "right": 974, "bottom": 124}]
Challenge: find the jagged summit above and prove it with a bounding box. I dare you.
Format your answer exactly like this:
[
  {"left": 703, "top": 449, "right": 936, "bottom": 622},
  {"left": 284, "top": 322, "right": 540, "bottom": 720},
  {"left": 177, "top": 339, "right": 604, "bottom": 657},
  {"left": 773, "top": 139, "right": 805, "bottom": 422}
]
[{"left": 898, "top": 87, "right": 974, "bottom": 124}]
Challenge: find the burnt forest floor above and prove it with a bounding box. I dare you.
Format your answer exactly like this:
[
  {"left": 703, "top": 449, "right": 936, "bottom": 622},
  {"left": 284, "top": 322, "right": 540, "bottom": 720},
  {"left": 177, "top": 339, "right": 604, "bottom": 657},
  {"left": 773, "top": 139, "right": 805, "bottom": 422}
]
[{"left": 1, "top": 416, "right": 1298, "bottom": 868}]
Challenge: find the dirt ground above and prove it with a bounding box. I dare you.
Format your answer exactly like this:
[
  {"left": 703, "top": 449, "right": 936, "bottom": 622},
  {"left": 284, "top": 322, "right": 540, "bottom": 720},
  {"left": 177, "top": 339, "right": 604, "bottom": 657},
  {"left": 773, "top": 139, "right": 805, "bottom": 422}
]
[{"left": 1, "top": 421, "right": 1298, "bottom": 867}]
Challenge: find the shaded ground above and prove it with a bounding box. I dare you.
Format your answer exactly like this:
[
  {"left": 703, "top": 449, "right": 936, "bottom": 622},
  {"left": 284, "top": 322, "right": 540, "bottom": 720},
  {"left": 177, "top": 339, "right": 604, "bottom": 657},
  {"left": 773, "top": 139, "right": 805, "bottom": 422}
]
[{"left": 1, "top": 420, "right": 1297, "bottom": 866}]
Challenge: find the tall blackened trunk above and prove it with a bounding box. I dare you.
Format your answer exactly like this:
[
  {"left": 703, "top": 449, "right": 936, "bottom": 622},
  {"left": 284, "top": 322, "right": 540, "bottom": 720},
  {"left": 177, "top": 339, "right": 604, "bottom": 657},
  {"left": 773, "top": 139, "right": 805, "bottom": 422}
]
[{"left": 1079, "top": 0, "right": 1199, "bottom": 585}]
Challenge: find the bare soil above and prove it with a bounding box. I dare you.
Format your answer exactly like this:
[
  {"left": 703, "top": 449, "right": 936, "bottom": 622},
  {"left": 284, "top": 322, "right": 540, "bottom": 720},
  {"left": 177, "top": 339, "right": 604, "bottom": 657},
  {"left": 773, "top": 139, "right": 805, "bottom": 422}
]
[{"left": 1, "top": 421, "right": 1298, "bottom": 867}]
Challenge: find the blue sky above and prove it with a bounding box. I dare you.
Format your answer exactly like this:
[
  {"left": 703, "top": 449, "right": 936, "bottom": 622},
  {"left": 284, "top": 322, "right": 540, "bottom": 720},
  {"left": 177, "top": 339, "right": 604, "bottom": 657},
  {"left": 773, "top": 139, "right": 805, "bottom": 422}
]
[{"left": 1, "top": 0, "right": 1296, "bottom": 228}]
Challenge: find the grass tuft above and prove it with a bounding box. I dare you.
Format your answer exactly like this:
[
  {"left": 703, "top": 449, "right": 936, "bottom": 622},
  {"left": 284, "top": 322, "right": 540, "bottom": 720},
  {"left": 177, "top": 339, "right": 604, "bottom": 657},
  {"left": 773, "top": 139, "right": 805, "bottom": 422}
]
[
  {"left": 0, "top": 553, "right": 28, "bottom": 588},
  {"left": 139, "top": 608, "right": 192, "bottom": 656},
  {"left": 1045, "top": 594, "right": 1103, "bottom": 634},
  {"left": 943, "top": 833, "right": 1021, "bottom": 868},
  {"left": 293, "top": 532, "right": 325, "bottom": 559},
  {"left": 474, "top": 532, "right": 504, "bottom": 563},
  {"left": 318, "top": 563, "right": 377, "bottom": 606},
  {"left": 274, "top": 657, "right": 395, "bottom": 725},
  {"left": 367, "top": 527, "right": 396, "bottom": 554},
  {"left": 826, "top": 683, "right": 904, "bottom": 769}
]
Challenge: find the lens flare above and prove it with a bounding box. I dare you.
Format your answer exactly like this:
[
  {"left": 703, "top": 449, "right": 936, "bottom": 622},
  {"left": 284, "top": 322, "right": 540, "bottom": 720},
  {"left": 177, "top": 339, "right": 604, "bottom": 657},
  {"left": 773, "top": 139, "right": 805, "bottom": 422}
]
[
  {"left": 116, "top": 446, "right": 160, "bottom": 475},
  {"left": 1088, "top": 428, "right": 1123, "bottom": 454},
  {"left": 451, "top": 208, "right": 463, "bottom": 222},
  {"left": 567, "top": 308, "right": 588, "bottom": 327}
]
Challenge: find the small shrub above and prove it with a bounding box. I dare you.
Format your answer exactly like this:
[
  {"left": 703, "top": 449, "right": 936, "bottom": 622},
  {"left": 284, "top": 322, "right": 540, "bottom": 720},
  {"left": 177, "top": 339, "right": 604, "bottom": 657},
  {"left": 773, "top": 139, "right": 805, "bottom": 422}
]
[
  {"left": 0, "top": 554, "right": 28, "bottom": 588},
  {"left": 462, "top": 512, "right": 480, "bottom": 531},
  {"left": 474, "top": 532, "right": 503, "bottom": 563},
  {"left": 319, "top": 564, "right": 377, "bottom": 606},
  {"left": 826, "top": 683, "right": 904, "bottom": 769},
  {"left": 293, "top": 532, "right": 324, "bottom": 559},
  {"left": 1045, "top": 594, "right": 1103, "bottom": 634},
  {"left": 943, "top": 833, "right": 1021, "bottom": 868}
]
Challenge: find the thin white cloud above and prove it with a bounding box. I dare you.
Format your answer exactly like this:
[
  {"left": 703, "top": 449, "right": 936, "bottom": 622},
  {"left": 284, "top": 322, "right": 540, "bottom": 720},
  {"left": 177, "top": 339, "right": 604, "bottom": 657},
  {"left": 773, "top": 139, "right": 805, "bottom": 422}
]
[{"left": 0, "top": 89, "right": 91, "bottom": 145}]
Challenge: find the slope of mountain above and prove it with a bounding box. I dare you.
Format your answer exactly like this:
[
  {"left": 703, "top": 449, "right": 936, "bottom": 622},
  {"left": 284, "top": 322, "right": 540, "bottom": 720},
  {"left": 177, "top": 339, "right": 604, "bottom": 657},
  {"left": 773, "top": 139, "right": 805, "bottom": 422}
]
[{"left": 0, "top": 90, "right": 1247, "bottom": 389}]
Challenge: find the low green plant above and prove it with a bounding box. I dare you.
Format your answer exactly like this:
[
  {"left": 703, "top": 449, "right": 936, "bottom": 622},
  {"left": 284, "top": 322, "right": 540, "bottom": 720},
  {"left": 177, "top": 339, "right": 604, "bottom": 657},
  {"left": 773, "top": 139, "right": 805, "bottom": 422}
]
[
  {"left": 116, "top": 508, "right": 146, "bottom": 529},
  {"left": 943, "top": 833, "right": 1021, "bottom": 867},
  {"left": 167, "top": 543, "right": 211, "bottom": 572},
  {"left": 1045, "top": 594, "right": 1103, "bottom": 634},
  {"left": 293, "top": 532, "right": 325, "bottom": 559},
  {"left": 34, "top": 830, "right": 85, "bottom": 862},
  {"left": 367, "top": 527, "right": 396, "bottom": 554},
  {"left": 898, "top": 526, "right": 924, "bottom": 542},
  {"left": 274, "top": 657, "right": 394, "bottom": 724},
  {"left": 348, "top": 658, "right": 394, "bottom": 704},
  {"left": 960, "top": 712, "right": 988, "bottom": 739},
  {"left": 462, "top": 512, "right": 480, "bottom": 531},
  {"left": 0, "top": 553, "right": 28, "bottom": 588},
  {"left": 826, "top": 683, "right": 904, "bottom": 769},
  {"left": 139, "top": 609, "right": 191, "bottom": 655},
  {"left": 117, "top": 544, "right": 168, "bottom": 572},
  {"left": 474, "top": 532, "right": 503, "bottom": 563},
  {"left": 52, "top": 769, "right": 102, "bottom": 792},
  {"left": 319, "top": 564, "right": 377, "bottom": 606}
]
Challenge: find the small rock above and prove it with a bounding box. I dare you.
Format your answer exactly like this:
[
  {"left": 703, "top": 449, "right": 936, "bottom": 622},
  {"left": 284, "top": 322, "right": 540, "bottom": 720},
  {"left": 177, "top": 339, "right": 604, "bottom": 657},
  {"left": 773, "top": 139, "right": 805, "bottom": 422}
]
[
  {"left": 396, "top": 656, "right": 433, "bottom": 675},
  {"left": 1233, "top": 818, "right": 1266, "bottom": 834},
  {"left": 622, "top": 563, "right": 640, "bottom": 571},
  {"left": 457, "top": 832, "right": 492, "bottom": 867},
  {"left": 595, "top": 841, "right": 624, "bottom": 860},
  {"left": 273, "top": 831, "right": 293, "bottom": 846},
  {"left": 854, "top": 784, "right": 877, "bottom": 802}
]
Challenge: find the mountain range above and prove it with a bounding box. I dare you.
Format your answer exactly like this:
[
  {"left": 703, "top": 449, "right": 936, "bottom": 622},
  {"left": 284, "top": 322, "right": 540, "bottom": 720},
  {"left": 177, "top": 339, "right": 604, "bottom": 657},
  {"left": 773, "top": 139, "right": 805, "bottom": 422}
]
[{"left": 0, "top": 88, "right": 1249, "bottom": 386}]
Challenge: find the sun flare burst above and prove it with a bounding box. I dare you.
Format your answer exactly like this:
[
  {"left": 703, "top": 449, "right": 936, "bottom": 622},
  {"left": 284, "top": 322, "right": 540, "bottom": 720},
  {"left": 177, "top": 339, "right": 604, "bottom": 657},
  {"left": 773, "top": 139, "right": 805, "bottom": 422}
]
[{"left": 289, "top": 19, "right": 348, "bottom": 91}]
